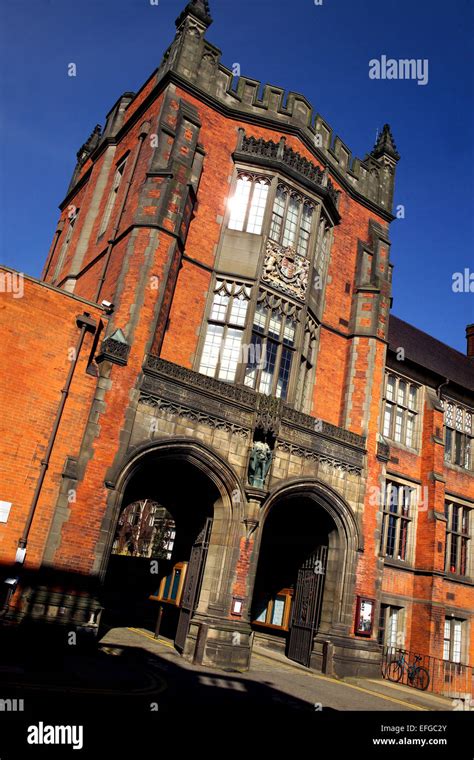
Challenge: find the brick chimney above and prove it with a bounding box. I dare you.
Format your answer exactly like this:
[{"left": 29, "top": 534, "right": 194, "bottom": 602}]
[{"left": 466, "top": 324, "right": 474, "bottom": 359}]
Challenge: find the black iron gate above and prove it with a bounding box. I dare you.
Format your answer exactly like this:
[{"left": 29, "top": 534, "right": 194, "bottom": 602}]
[
  {"left": 287, "top": 545, "right": 328, "bottom": 667},
  {"left": 175, "top": 517, "right": 213, "bottom": 652}
]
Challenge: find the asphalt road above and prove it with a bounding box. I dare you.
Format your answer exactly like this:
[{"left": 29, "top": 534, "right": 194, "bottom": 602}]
[{"left": 0, "top": 626, "right": 470, "bottom": 758}]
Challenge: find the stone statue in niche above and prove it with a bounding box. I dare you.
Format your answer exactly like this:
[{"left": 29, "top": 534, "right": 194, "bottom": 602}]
[{"left": 248, "top": 441, "right": 272, "bottom": 488}]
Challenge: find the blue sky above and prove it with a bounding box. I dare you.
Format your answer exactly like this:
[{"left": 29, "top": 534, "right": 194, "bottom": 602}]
[{"left": 0, "top": 0, "right": 473, "bottom": 351}]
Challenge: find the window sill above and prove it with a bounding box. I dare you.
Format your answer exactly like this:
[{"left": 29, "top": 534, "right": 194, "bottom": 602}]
[
  {"left": 444, "top": 460, "right": 474, "bottom": 477},
  {"left": 385, "top": 439, "right": 420, "bottom": 457},
  {"left": 444, "top": 571, "right": 473, "bottom": 585},
  {"left": 381, "top": 557, "right": 413, "bottom": 570}
]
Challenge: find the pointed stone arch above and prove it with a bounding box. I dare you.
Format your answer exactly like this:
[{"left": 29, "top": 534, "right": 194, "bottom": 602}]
[{"left": 95, "top": 437, "right": 246, "bottom": 621}]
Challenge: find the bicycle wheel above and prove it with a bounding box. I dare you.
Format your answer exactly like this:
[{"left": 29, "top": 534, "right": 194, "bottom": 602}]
[
  {"left": 386, "top": 661, "right": 403, "bottom": 682},
  {"left": 413, "top": 666, "right": 430, "bottom": 691}
]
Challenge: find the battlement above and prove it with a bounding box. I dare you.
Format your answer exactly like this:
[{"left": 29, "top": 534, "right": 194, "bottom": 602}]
[
  {"left": 153, "top": 5, "right": 399, "bottom": 216},
  {"left": 67, "top": 0, "right": 398, "bottom": 217}
]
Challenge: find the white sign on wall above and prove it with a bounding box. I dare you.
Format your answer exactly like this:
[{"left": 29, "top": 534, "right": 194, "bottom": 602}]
[{"left": 0, "top": 501, "right": 12, "bottom": 523}]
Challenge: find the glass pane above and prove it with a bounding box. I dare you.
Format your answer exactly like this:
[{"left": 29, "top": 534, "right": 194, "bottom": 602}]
[
  {"left": 246, "top": 180, "right": 269, "bottom": 234},
  {"left": 283, "top": 318, "right": 296, "bottom": 346},
  {"left": 443, "top": 636, "right": 450, "bottom": 661},
  {"left": 270, "top": 186, "right": 286, "bottom": 241},
  {"left": 401, "top": 486, "right": 411, "bottom": 517},
  {"left": 256, "top": 605, "right": 268, "bottom": 623},
  {"left": 465, "top": 412, "right": 472, "bottom": 434},
  {"left": 386, "top": 515, "right": 397, "bottom": 557},
  {"left": 228, "top": 177, "right": 251, "bottom": 231},
  {"left": 386, "top": 375, "right": 395, "bottom": 401},
  {"left": 453, "top": 621, "right": 462, "bottom": 663},
  {"left": 244, "top": 333, "right": 263, "bottom": 388},
  {"left": 388, "top": 609, "right": 398, "bottom": 648},
  {"left": 388, "top": 484, "right": 398, "bottom": 513},
  {"left": 297, "top": 204, "right": 313, "bottom": 255},
  {"left": 460, "top": 537, "right": 468, "bottom": 575},
  {"left": 297, "top": 227, "right": 310, "bottom": 256},
  {"left": 455, "top": 406, "right": 463, "bottom": 431},
  {"left": 218, "top": 328, "right": 243, "bottom": 381},
  {"left": 394, "top": 410, "right": 403, "bottom": 442},
  {"left": 406, "top": 413, "right": 415, "bottom": 447},
  {"left": 452, "top": 505, "right": 459, "bottom": 533},
  {"left": 199, "top": 324, "right": 223, "bottom": 376},
  {"left": 282, "top": 195, "right": 299, "bottom": 247},
  {"left": 170, "top": 569, "right": 181, "bottom": 600},
  {"left": 449, "top": 534, "right": 458, "bottom": 573},
  {"left": 163, "top": 574, "right": 172, "bottom": 599},
  {"left": 229, "top": 296, "right": 248, "bottom": 326},
  {"left": 445, "top": 403, "right": 454, "bottom": 427},
  {"left": 445, "top": 427, "right": 453, "bottom": 462},
  {"left": 271, "top": 597, "right": 285, "bottom": 627},
  {"left": 253, "top": 303, "right": 267, "bottom": 333},
  {"left": 455, "top": 431, "right": 463, "bottom": 466},
  {"left": 409, "top": 386, "right": 417, "bottom": 410},
  {"left": 276, "top": 346, "right": 293, "bottom": 400},
  {"left": 462, "top": 508, "right": 469, "bottom": 535},
  {"left": 268, "top": 310, "right": 282, "bottom": 339},
  {"left": 210, "top": 291, "right": 229, "bottom": 322},
  {"left": 383, "top": 405, "right": 392, "bottom": 437},
  {"left": 398, "top": 519, "right": 408, "bottom": 560},
  {"left": 397, "top": 380, "right": 406, "bottom": 406},
  {"left": 259, "top": 341, "right": 277, "bottom": 395}
]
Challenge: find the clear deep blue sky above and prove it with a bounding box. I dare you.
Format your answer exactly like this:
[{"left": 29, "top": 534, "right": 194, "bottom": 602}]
[{"left": 0, "top": 0, "right": 473, "bottom": 351}]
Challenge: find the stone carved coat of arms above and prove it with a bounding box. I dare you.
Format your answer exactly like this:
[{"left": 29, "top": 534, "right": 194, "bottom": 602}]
[{"left": 262, "top": 240, "right": 309, "bottom": 300}]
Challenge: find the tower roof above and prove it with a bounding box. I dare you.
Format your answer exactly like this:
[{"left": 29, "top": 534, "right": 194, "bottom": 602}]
[
  {"left": 371, "top": 124, "right": 400, "bottom": 162},
  {"left": 175, "top": 0, "right": 213, "bottom": 28}
]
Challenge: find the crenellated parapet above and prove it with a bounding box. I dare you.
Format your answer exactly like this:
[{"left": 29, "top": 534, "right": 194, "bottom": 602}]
[
  {"left": 154, "top": 2, "right": 399, "bottom": 217},
  {"left": 65, "top": 0, "right": 399, "bottom": 219}
]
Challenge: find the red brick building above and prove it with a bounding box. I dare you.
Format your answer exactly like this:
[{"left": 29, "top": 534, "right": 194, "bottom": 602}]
[{"left": 1, "top": 0, "right": 472, "bottom": 693}]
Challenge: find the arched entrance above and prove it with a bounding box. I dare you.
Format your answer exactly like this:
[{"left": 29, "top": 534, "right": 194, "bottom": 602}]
[
  {"left": 251, "top": 481, "right": 360, "bottom": 668},
  {"left": 101, "top": 441, "right": 244, "bottom": 653}
]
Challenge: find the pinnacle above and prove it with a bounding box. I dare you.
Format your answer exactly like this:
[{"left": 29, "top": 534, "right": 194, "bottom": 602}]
[
  {"left": 175, "top": 0, "right": 213, "bottom": 28},
  {"left": 371, "top": 124, "right": 400, "bottom": 162}
]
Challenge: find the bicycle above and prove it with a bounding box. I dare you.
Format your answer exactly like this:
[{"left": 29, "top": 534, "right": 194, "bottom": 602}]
[{"left": 385, "top": 651, "right": 430, "bottom": 691}]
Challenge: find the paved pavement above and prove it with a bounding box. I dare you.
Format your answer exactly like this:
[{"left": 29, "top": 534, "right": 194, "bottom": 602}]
[
  {"left": 0, "top": 626, "right": 470, "bottom": 758},
  {"left": 0, "top": 625, "right": 454, "bottom": 712}
]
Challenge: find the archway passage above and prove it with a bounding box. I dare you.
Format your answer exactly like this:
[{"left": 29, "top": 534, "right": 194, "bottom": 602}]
[
  {"left": 251, "top": 495, "right": 337, "bottom": 667},
  {"left": 102, "top": 455, "right": 219, "bottom": 647}
]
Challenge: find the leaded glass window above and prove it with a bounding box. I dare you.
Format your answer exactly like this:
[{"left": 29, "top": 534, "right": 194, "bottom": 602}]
[
  {"left": 244, "top": 294, "right": 299, "bottom": 400},
  {"left": 269, "top": 184, "right": 315, "bottom": 256},
  {"left": 443, "top": 400, "right": 473, "bottom": 470},
  {"left": 199, "top": 280, "right": 252, "bottom": 382},
  {"left": 228, "top": 173, "right": 270, "bottom": 234},
  {"left": 382, "top": 373, "right": 419, "bottom": 448}
]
